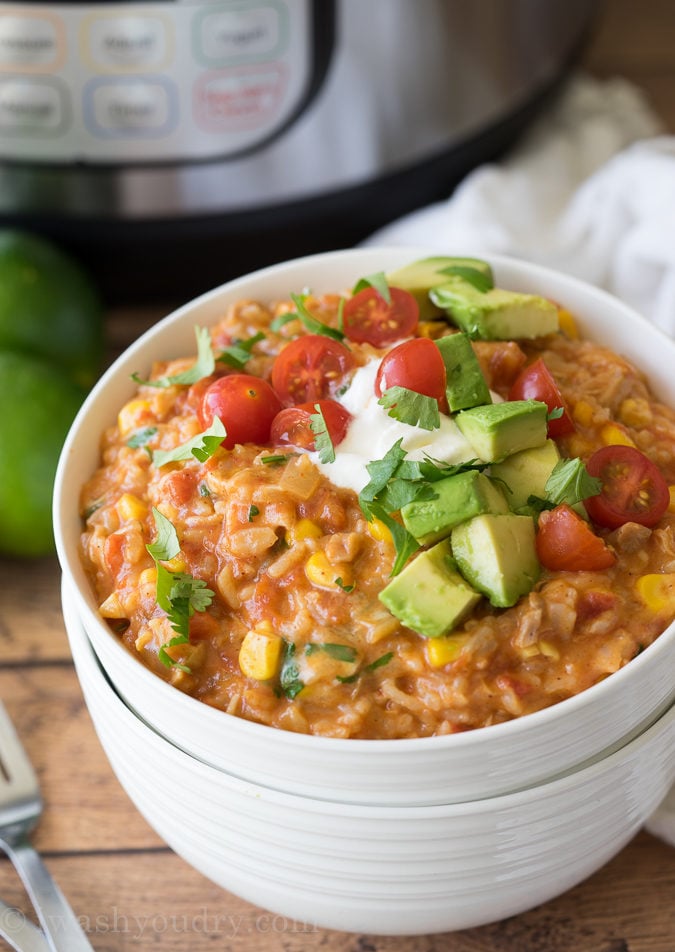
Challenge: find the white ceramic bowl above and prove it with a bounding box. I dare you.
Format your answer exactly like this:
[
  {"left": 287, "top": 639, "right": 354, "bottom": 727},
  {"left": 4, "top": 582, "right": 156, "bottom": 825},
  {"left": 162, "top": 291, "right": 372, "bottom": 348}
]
[
  {"left": 54, "top": 248, "right": 675, "bottom": 806},
  {"left": 63, "top": 575, "right": 675, "bottom": 936}
]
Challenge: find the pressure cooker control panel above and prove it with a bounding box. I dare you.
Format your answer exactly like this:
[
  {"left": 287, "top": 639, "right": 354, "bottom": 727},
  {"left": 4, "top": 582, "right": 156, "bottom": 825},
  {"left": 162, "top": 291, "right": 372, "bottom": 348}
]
[{"left": 0, "top": 0, "right": 323, "bottom": 164}]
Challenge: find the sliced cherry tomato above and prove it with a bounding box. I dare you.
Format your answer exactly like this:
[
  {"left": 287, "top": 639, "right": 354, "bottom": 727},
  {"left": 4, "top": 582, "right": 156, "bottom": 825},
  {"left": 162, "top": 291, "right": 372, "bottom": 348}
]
[
  {"left": 270, "top": 399, "right": 352, "bottom": 451},
  {"left": 536, "top": 504, "right": 617, "bottom": 571},
  {"left": 508, "top": 358, "right": 574, "bottom": 438},
  {"left": 271, "top": 334, "right": 355, "bottom": 407},
  {"left": 342, "top": 286, "right": 418, "bottom": 347},
  {"left": 198, "top": 373, "right": 282, "bottom": 448},
  {"left": 584, "top": 445, "right": 670, "bottom": 529},
  {"left": 374, "top": 338, "right": 448, "bottom": 410}
]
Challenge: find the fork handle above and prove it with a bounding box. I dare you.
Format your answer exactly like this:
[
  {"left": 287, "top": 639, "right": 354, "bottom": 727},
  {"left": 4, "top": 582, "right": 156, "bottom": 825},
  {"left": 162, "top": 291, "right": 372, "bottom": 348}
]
[{"left": 0, "top": 837, "right": 94, "bottom": 952}]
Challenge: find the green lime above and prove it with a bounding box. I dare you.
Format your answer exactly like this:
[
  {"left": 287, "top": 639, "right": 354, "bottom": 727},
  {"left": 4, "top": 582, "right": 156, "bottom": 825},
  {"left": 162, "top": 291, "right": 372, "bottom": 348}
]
[
  {"left": 0, "top": 230, "right": 103, "bottom": 388},
  {"left": 0, "top": 350, "right": 85, "bottom": 558}
]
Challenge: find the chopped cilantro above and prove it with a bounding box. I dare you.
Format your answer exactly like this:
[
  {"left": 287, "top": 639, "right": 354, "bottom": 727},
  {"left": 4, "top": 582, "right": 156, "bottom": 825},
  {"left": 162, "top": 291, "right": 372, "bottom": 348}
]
[
  {"left": 261, "top": 453, "right": 292, "bottom": 466},
  {"left": 548, "top": 407, "right": 565, "bottom": 422},
  {"left": 334, "top": 577, "right": 355, "bottom": 593},
  {"left": 527, "top": 458, "right": 603, "bottom": 515},
  {"left": 305, "top": 642, "right": 357, "bottom": 662},
  {"left": 146, "top": 508, "right": 214, "bottom": 671},
  {"left": 132, "top": 326, "right": 215, "bottom": 388},
  {"left": 83, "top": 498, "right": 104, "bottom": 520},
  {"left": 269, "top": 311, "right": 298, "bottom": 332},
  {"left": 351, "top": 271, "right": 391, "bottom": 304},
  {"left": 279, "top": 642, "right": 304, "bottom": 699},
  {"left": 248, "top": 504, "right": 259, "bottom": 522},
  {"left": 336, "top": 650, "right": 393, "bottom": 684},
  {"left": 152, "top": 417, "right": 226, "bottom": 468},
  {"left": 126, "top": 426, "right": 158, "bottom": 449},
  {"left": 198, "top": 482, "right": 211, "bottom": 497},
  {"left": 310, "top": 403, "right": 336, "bottom": 463},
  {"left": 290, "top": 293, "right": 346, "bottom": 342},
  {"left": 217, "top": 331, "right": 265, "bottom": 369},
  {"left": 378, "top": 386, "right": 440, "bottom": 431}
]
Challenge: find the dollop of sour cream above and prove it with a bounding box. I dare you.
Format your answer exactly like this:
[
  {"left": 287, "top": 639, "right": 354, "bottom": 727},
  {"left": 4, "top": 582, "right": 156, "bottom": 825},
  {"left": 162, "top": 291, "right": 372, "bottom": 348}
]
[{"left": 309, "top": 358, "right": 483, "bottom": 494}]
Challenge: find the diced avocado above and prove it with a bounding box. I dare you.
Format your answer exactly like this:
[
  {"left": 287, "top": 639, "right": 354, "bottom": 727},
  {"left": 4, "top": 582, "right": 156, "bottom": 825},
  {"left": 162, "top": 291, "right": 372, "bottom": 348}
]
[
  {"left": 455, "top": 400, "right": 548, "bottom": 463},
  {"left": 401, "top": 469, "right": 508, "bottom": 545},
  {"left": 491, "top": 439, "right": 561, "bottom": 511},
  {"left": 379, "top": 538, "right": 481, "bottom": 638},
  {"left": 387, "top": 257, "right": 494, "bottom": 320},
  {"left": 451, "top": 513, "right": 540, "bottom": 608},
  {"left": 435, "top": 332, "right": 492, "bottom": 412},
  {"left": 430, "top": 276, "right": 559, "bottom": 340}
]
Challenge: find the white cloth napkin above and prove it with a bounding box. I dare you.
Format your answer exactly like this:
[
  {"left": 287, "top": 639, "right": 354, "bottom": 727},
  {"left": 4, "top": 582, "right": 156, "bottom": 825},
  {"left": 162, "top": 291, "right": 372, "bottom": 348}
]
[{"left": 364, "top": 74, "right": 675, "bottom": 844}]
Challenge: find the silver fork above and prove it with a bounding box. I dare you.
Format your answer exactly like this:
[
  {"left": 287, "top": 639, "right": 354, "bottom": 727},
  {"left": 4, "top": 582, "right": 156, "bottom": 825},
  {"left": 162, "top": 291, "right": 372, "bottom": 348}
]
[{"left": 0, "top": 700, "right": 94, "bottom": 952}]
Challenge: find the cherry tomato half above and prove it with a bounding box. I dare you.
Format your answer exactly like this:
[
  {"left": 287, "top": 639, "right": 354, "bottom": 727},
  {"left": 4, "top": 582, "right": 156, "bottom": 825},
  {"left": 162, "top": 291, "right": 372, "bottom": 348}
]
[
  {"left": 584, "top": 445, "right": 670, "bottom": 529},
  {"left": 271, "top": 334, "right": 355, "bottom": 407},
  {"left": 536, "top": 504, "right": 617, "bottom": 572},
  {"left": 508, "top": 358, "right": 574, "bottom": 438},
  {"left": 198, "top": 373, "right": 282, "bottom": 449},
  {"left": 342, "top": 286, "right": 419, "bottom": 347},
  {"left": 374, "top": 338, "right": 448, "bottom": 410},
  {"left": 270, "top": 399, "right": 352, "bottom": 452}
]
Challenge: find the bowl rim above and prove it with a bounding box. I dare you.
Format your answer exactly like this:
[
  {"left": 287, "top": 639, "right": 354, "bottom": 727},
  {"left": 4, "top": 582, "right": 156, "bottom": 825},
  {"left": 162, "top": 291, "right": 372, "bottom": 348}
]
[{"left": 54, "top": 246, "right": 675, "bottom": 753}]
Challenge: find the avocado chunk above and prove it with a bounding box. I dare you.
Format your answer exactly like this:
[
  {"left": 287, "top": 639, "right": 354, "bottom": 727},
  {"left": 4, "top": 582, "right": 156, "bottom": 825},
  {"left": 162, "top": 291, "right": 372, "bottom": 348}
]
[
  {"left": 387, "top": 257, "right": 494, "bottom": 320},
  {"left": 435, "top": 332, "right": 492, "bottom": 411},
  {"left": 401, "top": 469, "right": 508, "bottom": 545},
  {"left": 491, "top": 439, "right": 561, "bottom": 511},
  {"left": 451, "top": 513, "right": 540, "bottom": 608},
  {"left": 379, "top": 538, "right": 481, "bottom": 638},
  {"left": 430, "top": 276, "right": 559, "bottom": 340},
  {"left": 455, "top": 400, "right": 548, "bottom": 463}
]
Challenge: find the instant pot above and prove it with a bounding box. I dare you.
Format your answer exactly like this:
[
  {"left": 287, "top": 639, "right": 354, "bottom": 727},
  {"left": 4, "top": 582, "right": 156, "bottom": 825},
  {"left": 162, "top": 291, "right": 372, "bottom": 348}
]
[{"left": 0, "top": 0, "right": 598, "bottom": 301}]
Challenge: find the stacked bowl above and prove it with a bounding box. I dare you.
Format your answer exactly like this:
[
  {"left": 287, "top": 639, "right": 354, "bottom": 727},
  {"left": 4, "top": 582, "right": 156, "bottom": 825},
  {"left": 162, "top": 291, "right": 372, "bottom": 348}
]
[{"left": 54, "top": 249, "right": 675, "bottom": 935}]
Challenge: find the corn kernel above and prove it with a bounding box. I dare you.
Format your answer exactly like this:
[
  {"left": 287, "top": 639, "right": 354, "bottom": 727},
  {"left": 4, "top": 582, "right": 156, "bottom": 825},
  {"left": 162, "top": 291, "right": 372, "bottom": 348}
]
[
  {"left": 520, "top": 644, "right": 540, "bottom": 659},
  {"left": 417, "top": 321, "right": 447, "bottom": 340},
  {"left": 285, "top": 518, "right": 322, "bottom": 545},
  {"left": 567, "top": 433, "right": 595, "bottom": 459},
  {"left": 99, "top": 592, "right": 126, "bottom": 618},
  {"left": 367, "top": 517, "right": 393, "bottom": 544},
  {"left": 557, "top": 308, "right": 579, "bottom": 339},
  {"left": 600, "top": 423, "right": 636, "bottom": 448},
  {"left": 139, "top": 567, "right": 158, "bottom": 586},
  {"left": 117, "top": 399, "right": 152, "bottom": 437},
  {"left": 238, "top": 627, "right": 283, "bottom": 680},
  {"left": 635, "top": 573, "right": 675, "bottom": 613},
  {"left": 618, "top": 397, "right": 653, "bottom": 428},
  {"left": 427, "top": 635, "right": 466, "bottom": 667},
  {"left": 116, "top": 492, "right": 148, "bottom": 522},
  {"left": 538, "top": 640, "right": 560, "bottom": 660},
  {"left": 305, "top": 551, "right": 353, "bottom": 590},
  {"left": 162, "top": 554, "right": 188, "bottom": 573},
  {"left": 572, "top": 400, "right": 594, "bottom": 427},
  {"left": 668, "top": 486, "right": 675, "bottom": 513}
]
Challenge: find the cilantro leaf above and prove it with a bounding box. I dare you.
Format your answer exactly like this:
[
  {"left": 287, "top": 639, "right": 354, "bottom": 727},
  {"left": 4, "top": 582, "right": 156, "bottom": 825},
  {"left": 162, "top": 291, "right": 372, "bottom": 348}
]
[
  {"left": 437, "top": 265, "right": 493, "bottom": 293},
  {"left": 544, "top": 458, "right": 603, "bottom": 507},
  {"left": 269, "top": 312, "right": 298, "bottom": 332},
  {"left": 279, "top": 642, "right": 304, "bottom": 699},
  {"left": 152, "top": 417, "right": 226, "bottom": 468},
  {"left": 310, "top": 403, "right": 336, "bottom": 464},
  {"left": 378, "top": 386, "right": 440, "bottom": 431},
  {"left": 261, "top": 453, "right": 293, "bottom": 466},
  {"left": 305, "top": 643, "right": 357, "bottom": 662},
  {"left": 132, "top": 326, "right": 215, "bottom": 388},
  {"left": 146, "top": 507, "right": 180, "bottom": 562},
  {"left": 290, "top": 293, "right": 346, "bottom": 342},
  {"left": 351, "top": 271, "right": 391, "bottom": 304},
  {"left": 126, "top": 426, "right": 158, "bottom": 449},
  {"left": 336, "top": 650, "right": 393, "bottom": 683},
  {"left": 371, "top": 505, "right": 420, "bottom": 576},
  {"left": 248, "top": 504, "right": 259, "bottom": 522},
  {"left": 146, "top": 508, "right": 214, "bottom": 670},
  {"left": 217, "top": 331, "right": 265, "bottom": 370},
  {"left": 334, "top": 577, "right": 355, "bottom": 593}
]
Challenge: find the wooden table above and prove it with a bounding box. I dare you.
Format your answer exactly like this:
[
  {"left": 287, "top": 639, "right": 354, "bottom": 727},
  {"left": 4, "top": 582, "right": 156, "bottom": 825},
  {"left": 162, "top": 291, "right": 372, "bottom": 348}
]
[{"left": 2, "top": 1, "right": 675, "bottom": 948}]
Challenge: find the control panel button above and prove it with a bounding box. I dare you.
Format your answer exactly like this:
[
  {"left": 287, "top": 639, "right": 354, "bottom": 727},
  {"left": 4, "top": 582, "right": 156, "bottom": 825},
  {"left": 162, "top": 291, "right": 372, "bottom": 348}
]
[
  {"left": 83, "top": 14, "right": 172, "bottom": 71},
  {"left": 0, "top": 76, "right": 67, "bottom": 135},
  {"left": 195, "top": 64, "right": 287, "bottom": 130},
  {"left": 195, "top": 2, "right": 286, "bottom": 66},
  {"left": 0, "top": 12, "right": 64, "bottom": 72},
  {"left": 84, "top": 77, "right": 177, "bottom": 137}
]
